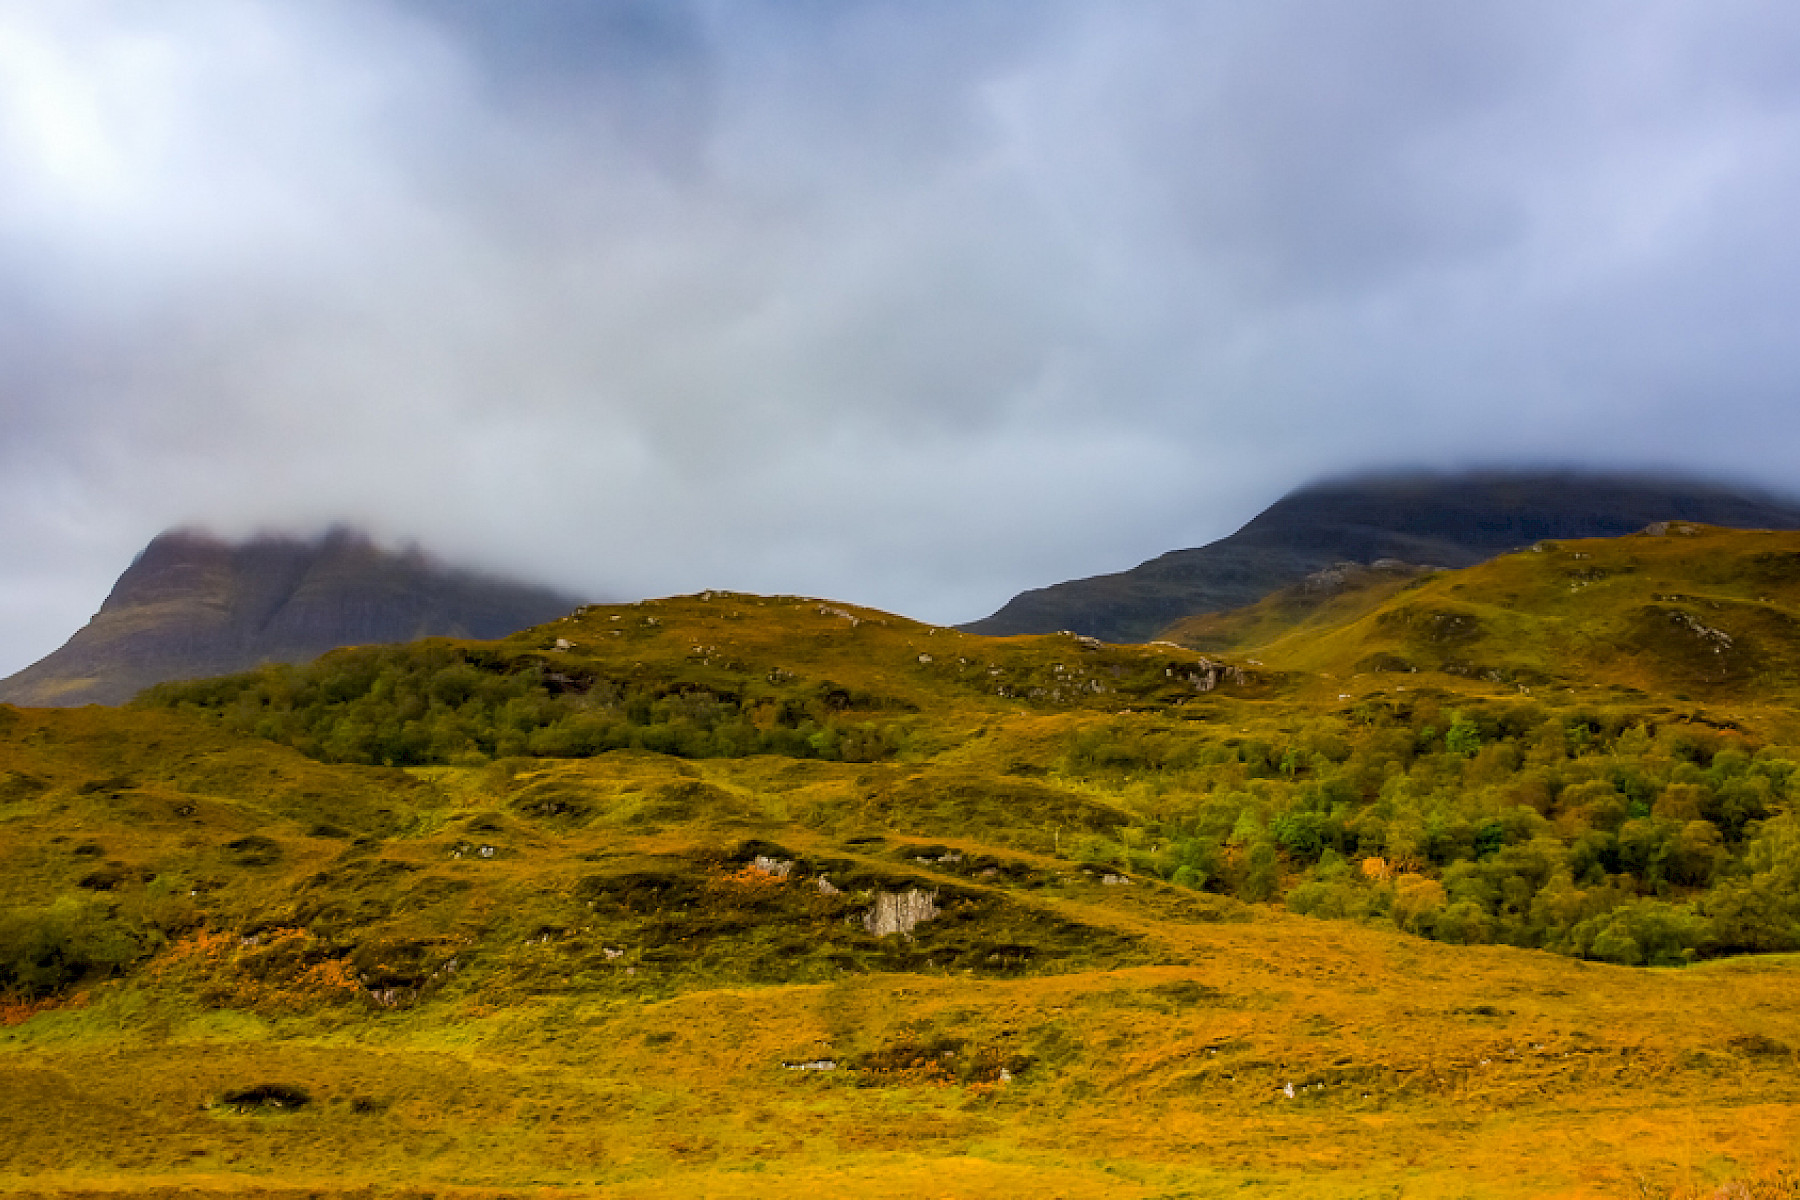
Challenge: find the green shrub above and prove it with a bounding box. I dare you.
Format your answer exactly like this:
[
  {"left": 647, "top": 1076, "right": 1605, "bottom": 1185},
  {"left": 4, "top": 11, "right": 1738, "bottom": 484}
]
[
  {"left": 1444, "top": 713, "right": 1481, "bottom": 757},
  {"left": 0, "top": 896, "right": 146, "bottom": 998},
  {"left": 1238, "top": 841, "right": 1279, "bottom": 902}
]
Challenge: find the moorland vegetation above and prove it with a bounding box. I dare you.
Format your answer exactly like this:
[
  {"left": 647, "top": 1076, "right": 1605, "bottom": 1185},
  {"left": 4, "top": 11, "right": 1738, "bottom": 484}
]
[{"left": 5, "top": 525, "right": 1800, "bottom": 1196}]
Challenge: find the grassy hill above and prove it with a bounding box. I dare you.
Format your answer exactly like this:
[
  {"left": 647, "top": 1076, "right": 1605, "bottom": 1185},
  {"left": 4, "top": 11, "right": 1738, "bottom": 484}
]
[
  {"left": 1171, "top": 523, "right": 1800, "bottom": 702},
  {"left": 1163, "top": 558, "right": 1434, "bottom": 657},
  {"left": 5, "top": 565, "right": 1800, "bottom": 1195}
]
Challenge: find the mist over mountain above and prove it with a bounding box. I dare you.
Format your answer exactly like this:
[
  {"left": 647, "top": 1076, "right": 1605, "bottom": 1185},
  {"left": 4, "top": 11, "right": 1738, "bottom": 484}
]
[
  {"left": 964, "top": 471, "right": 1800, "bottom": 643},
  {"left": 0, "top": 527, "right": 586, "bottom": 707}
]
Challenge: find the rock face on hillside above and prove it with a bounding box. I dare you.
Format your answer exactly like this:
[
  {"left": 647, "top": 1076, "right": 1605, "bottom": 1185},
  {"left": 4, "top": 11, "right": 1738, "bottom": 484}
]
[
  {"left": 0, "top": 528, "right": 587, "bottom": 706},
  {"left": 964, "top": 471, "right": 1800, "bottom": 643}
]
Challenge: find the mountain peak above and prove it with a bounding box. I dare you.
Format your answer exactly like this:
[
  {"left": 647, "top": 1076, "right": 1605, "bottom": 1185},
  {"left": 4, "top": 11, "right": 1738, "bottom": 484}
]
[
  {"left": 964, "top": 468, "right": 1800, "bottom": 642},
  {"left": 0, "top": 526, "right": 587, "bottom": 706}
]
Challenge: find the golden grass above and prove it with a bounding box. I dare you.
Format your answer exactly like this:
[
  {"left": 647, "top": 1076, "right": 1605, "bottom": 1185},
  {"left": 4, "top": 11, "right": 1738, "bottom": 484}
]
[
  {"left": 4, "top": 869, "right": 1799, "bottom": 1196},
  {"left": 1199, "top": 525, "right": 1800, "bottom": 706}
]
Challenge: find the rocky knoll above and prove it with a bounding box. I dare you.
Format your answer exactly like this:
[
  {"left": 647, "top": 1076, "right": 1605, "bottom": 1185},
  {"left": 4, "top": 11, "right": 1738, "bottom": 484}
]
[
  {"left": 964, "top": 470, "right": 1800, "bottom": 643},
  {"left": 0, "top": 527, "right": 585, "bottom": 706}
]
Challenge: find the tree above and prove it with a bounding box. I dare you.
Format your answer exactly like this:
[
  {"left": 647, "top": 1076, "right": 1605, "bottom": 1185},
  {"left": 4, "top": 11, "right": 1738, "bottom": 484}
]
[
  {"left": 1445, "top": 713, "right": 1481, "bottom": 757},
  {"left": 1239, "top": 841, "right": 1279, "bottom": 902}
]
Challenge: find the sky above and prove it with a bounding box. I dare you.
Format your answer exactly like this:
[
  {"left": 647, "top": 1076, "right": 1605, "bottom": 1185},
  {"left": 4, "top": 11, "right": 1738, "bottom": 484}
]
[{"left": 5, "top": 1, "right": 1800, "bottom": 677}]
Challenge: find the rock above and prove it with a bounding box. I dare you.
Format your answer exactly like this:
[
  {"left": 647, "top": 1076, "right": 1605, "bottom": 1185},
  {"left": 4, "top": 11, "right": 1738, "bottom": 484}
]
[
  {"left": 1301, "top": 563, "right": 1356, "bottom": 593},
  {"left": 817, "top": 604, "right": 860, "bottom": 626},
  {"left": 863, "top": 888, "right": 939, "bottom": 937},
  {"left": 751, "top": 855, "right": 793, "bottom": 878},
  {"left": 817, "top": 876, "right": 840, "bottom": 896}
]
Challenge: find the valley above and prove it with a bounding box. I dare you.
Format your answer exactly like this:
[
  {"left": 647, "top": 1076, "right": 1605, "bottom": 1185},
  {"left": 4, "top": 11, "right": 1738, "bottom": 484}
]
[{"left": 6, "top": 527, "right": 1800, "bottom": 1196}]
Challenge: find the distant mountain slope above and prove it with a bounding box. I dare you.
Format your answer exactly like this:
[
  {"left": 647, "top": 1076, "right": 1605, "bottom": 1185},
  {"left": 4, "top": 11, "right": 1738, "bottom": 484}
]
[
  {"left": 1225, "top": 522, "right": 1800, "bottom": 699},
  {"left": 963, "top": 471, "right": 1800, "bottom": 643},
  {"left": 0, "top": 527, "right": 586, "bottom": 706},
  {"left": 1162, "top": 559, "right": 1435, "bottom": 656}
]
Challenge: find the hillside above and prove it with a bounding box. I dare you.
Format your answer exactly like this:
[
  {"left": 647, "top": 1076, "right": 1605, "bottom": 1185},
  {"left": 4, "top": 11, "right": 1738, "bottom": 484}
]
[
  {"left": 966, "top": 470, "right": 1800, "bottom": 643},
  {"left": 1182, "top": 522, "right": 1800, "bottom": 703},
  {"left": 5, "top": 562, "right": 1800, "bottom": 1195},
  {"left": 0, "top": 527, "right": 586, "bottom": 707},
  {"left": 1162, "top": 558, "right": 1434, "bottom": 655}
]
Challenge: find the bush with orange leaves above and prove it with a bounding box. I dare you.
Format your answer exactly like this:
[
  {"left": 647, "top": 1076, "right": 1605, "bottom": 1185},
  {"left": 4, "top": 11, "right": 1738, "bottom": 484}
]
[
  {"left": 0, "top": 989, "right": 87, "bottom": 1027},
  {"left": 146, "top": 925, "right": 363, "bottom": 1014},
  {"left": 713, "top": 862, "right": 791, "bottom": 890}
]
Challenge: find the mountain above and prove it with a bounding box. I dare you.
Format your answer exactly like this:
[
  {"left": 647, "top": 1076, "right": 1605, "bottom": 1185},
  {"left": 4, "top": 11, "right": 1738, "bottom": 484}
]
[
  {"left": 0, "top": 527, "right": 586, "bottom": 706},
  {"left": 963, "top": 469, "right": 1800, "bottom": 643}
]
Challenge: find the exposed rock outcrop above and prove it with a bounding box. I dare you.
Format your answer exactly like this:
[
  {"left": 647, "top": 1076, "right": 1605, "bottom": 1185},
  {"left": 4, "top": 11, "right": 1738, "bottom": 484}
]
[{"left": 863, "top": 889, "right": 939, "bottom": 938}]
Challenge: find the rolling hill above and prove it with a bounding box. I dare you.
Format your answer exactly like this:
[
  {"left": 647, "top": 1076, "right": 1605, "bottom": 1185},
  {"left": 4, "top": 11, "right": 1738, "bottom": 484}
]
[
  {"left": 5, "top": 534, "right": 1800, "bottom": 1195},
  {"left": 1173, "top": 521, "right": 1800, "bottom": 702}
]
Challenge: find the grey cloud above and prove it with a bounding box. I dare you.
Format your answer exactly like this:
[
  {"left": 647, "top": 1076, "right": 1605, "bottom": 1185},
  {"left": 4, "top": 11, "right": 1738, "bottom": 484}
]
[{"left": 5, "top": 1, "right": 1800, "bottom": 676}]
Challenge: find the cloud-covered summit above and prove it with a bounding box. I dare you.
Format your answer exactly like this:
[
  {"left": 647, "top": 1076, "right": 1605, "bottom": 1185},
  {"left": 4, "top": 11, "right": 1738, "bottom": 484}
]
[{"left": 5, "top": 1, "right": 1800, "bottom": 676}]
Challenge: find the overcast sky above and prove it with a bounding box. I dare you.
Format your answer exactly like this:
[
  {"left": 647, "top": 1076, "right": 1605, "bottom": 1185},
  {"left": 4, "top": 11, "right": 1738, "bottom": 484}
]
[{"left": 5, "top": 1, "right": 1800, "bottom": 676}]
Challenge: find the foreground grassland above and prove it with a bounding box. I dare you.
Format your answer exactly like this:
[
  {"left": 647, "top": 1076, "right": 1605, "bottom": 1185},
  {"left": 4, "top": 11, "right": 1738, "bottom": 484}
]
[{"left": 6, "top": 527, "right": 1800, "bottom": 1197}]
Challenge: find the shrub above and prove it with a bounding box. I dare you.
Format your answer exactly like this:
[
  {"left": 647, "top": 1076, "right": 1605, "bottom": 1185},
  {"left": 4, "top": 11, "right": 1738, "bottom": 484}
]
[
  {"left": 1238, "top": 841, "right": 1279, "bottom": 902},
  {"left": 1444, "top": 713, "right": 1481, "bottom": 757},
  {"left": 1392, "top": 874, "right": 1446, "bottom": 934},
  {"left": 1271, "top": 811, "right": 1328, "bottom": 863},
  {"left": 0, "top": 896, "right": 146, "bottom": 998}
]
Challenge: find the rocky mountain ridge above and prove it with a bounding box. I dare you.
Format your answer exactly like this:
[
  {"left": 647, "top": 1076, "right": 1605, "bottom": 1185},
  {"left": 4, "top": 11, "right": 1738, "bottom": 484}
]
[{"left": 0, "top": 527, "right": 586, "bottom": 706}]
